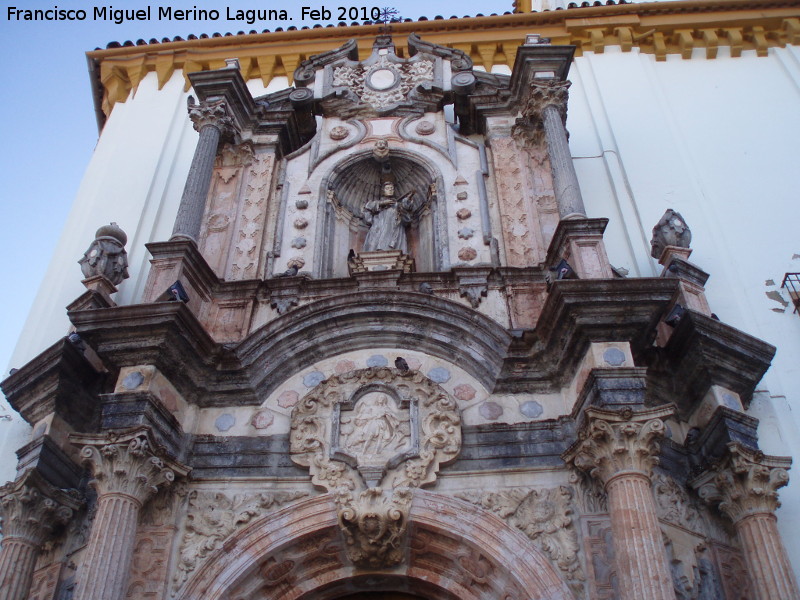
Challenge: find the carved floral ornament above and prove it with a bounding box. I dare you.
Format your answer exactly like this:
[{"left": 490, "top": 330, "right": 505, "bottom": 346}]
[
  {"left": 563, "top": 405, "right": 676, "bottom": 485},
  {"left": 290, "top": 367, "right": 461, "bottom": 567},
  {"left": 690, "top": 442, "right": 791, "bottom": 524},
  {"left": 520, "top": 79, "right": 571, "bottom": 123},
  {"left": 187, "top": 99, "right": 237, "bottom": 138},
  {"left": 0, "top": 470, "right": 82, "bottom": 545},
  {"left": 331, "top": 54, "right": 435, "bottom": 112},
  {"left": 71, "top": 427, "right": 190, "bottom": 505},
  {"left": 456, "top": 486, "right": 586, "bottom": 598},
  {"left": 513, "top": 79, "right": 571, "bottom": 146}
]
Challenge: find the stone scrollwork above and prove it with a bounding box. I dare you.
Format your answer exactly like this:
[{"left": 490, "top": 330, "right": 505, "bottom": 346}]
[
  {"left": 171, "top": 489, "right": 308, "bottom": 594},
  {"left": 72, "top": 427, "right": 190, "bottom": 505},
  {"left": 690, "top": 442, "right": 791, "bottom": 524},
  {"left": 456, "top": 486, "right": 585, "bottom": 597},
  {"left": 331, "top": 54, "right": 435, "bottom": 112},
  {"left": 0, "top": 470, "right": 82, "bottom": 545},
  {"left": 564, "top": 405, "right": 676, "bottom": 485},
  {"left": 188, "top": 98, "right": 237, "bottom": 139},
  {"left": 290, "top": 367, "right": 461, "bottom": 567}
]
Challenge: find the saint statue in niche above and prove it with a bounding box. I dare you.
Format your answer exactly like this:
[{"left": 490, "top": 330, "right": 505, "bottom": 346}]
[
  {"left": 362, "top": 181, "right": 416, "bottom": 254},
  {"left": 342, "top": 394, "right": 410, "bottom": 462}
]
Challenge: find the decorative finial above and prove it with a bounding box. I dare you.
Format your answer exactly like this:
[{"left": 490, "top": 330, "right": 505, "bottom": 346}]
[
  {"left": 78, "top": 222, "right": 130, "bottom": 285},
  {"left": 650, "top": 209, "right": 691, "bottom": 260}
]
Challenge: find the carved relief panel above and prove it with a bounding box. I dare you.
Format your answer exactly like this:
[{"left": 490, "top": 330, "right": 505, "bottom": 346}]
[
  {"left": 199, "top": 143, "right": 277, "bottom": 281},
  {"left": 290, "top": 367, "right": 461, "bottom": 567}
]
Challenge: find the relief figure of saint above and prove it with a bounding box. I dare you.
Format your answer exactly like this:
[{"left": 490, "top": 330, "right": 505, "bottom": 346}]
[
  {"left": 362, "top": 181, "right": 415, "bottom": 253},
  {"left": 346, "top": 394, "right": 407, "bottom": 458}
]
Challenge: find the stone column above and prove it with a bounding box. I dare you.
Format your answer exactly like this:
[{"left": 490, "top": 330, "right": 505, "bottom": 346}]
[
  {"left": 71, "top": 429, "right": 189, "bottom": 600},
  {"left": 519, "top": 80, "right": 586, "bottom": 219},
  {"left": 564, "top": 405, "right": 676, "bottom": 600},
  {"left": 171, "top": 100, "right": 236, "bottom": 243},
  {"left": 692, "top": 443, "right": 800, "bottom": 600},
  {"left": 0, "top": 472, "right": 80, "bottom": 600}
]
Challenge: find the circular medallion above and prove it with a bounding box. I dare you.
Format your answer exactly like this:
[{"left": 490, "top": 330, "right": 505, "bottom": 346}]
[
  {"left": 368, "top": 68, "right": 398, "bottom": 90},
  {"left": 415, "top": 120, "right": 435, "bottom": 136},
  {"left": 330, "top": 125, "right": 350, "bottom": 141}
]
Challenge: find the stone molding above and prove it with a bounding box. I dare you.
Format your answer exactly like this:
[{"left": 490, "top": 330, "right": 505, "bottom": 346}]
[
  {"left": 290, "top": 367, "right": 461, "bottom": 567},
  {"left": 0, "top": 470, "right": 81, "bottom": 546},
  {"left": 520, "top": 79, "right": 570, "bottom": 125},
  {"left": 691, "top": 442, "right": 791, "bottom": 524},
  {"left": 456, "top": 485, "right": 585, "bottom": 597},
  {"left": 188, "top": 99, "right": 236, "bottom": 138},
  {"left": 71, "top": 427, "right": 190, "bottom": 505},
  {"left": 563, "top": 405, "right": 676, "bottom": 486},
  {"left": 89, "top": 2, "right": 800, "bottom": 114}
]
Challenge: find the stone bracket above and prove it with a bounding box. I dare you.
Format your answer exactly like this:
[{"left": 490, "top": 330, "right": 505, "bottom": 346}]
[
  {"left": 454, "top": 267, "right": 492, "bottom": 308},
  {"left": 266, "top": 276, "right": 306, "bottom": 315}
]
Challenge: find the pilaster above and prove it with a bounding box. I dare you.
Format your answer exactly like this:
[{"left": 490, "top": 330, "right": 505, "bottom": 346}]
[
  {"left": 70, "top": 428, "right": 189, "bottom": 600},
  {"left": 0, "top": 471, "right": 81, "bottom": 600},
  {"left": 564, "top": 405, "right": 676, "bottom": 600},
  {"left": 691, "top": 443, "right": 800, "bottom": 600}
]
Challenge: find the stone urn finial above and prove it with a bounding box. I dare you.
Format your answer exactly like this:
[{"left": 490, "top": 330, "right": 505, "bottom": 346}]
[
  {"left": 78, "top": 222, "right": 130, "bottom": 285},
  {"left": 650, "top": 209, "right": 691, "bottom": 260}
]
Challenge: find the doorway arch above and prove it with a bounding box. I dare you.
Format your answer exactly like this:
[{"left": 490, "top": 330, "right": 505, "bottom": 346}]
[{"left": 176, "top": 490, "right": 575, "bottom": 600}]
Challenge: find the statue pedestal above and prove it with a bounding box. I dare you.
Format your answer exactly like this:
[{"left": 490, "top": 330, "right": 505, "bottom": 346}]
[{"left": 348, "top": 250, "right": 415, "bottom": 276}]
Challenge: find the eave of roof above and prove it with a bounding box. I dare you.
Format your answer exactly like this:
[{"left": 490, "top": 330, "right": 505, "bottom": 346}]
[{"left": 86, "top": 0, "right": 800, "bottom": 130}]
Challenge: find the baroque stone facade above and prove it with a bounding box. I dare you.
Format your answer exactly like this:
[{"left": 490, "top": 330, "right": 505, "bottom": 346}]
[{"left": 2, "top": 15, "right": 799, "bottom": 600}]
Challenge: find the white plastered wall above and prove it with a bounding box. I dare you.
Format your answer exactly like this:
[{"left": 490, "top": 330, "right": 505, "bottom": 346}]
[
  {"left": 568, "top": 44, "right": 800, "bottom": 572},
  {"left": 3, "top": 43, "right": 800, "bottom": 576}
]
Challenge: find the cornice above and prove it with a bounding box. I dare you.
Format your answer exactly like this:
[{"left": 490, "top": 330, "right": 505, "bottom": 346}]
[{"left": 86, "top": 0, "right": 800, "bottom": 121}]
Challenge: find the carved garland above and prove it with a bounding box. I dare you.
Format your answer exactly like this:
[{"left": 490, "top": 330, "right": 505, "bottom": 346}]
[
  {"left": 456, "top": 486, "right": 586, "bottom": 598},
  {"left": 290, "top": 367, "right": 461, "bottom": 567},
  {"left": 171, "top": 490, "right": 308, "bottom": 594}
]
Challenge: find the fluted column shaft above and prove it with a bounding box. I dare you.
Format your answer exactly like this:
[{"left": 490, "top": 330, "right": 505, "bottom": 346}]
[
  {"left": 542, "top": 103, "right": 586, "bottom": 219},
  {"left": 691, "top": 443, "right": 800, "bottom": 600},
  {"left": 171, "top": 100, "right": 235, "bottom": 242},
  {"left": 73, "top": 493, "right": 141, "bottom": 600},
  {"left": 171, "top": 123, "right": 221, "bottom": 242},
  {"left": 70, "top": 428, "right": 189, "bottom": 600},
  {"left": 0, "top": 473, "right": 80, "bottom": 600},
  {"left": 563, "top": 405, "right": 676, "bottom": 600},
  {"left": 606, "top": 471, "right": 675, "bottom": 600},
  {"left": 736, "top": 513, "right": 800, "bottom": 600},
  {"left": 0, "top": 538, "right": 39, "bottom": 600}
]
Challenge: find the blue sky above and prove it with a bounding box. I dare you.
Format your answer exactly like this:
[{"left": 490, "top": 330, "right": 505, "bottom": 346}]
[{"left": 0, "top": 0, "right": 511, "bottom": 374}]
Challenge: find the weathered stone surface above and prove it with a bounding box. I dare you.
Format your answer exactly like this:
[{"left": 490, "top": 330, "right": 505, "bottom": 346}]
[
  {"left": 1, "top": 337, "right": 104, "bottom": 429},
  {"left": 78, "top": 223, "right": 130, "bottom": 286}
]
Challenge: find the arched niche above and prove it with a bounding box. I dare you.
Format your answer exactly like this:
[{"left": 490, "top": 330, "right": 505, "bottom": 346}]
[
  {"left": 314, "top": 149, "right": 447, "bottom": 277},
  {"left": 175, "top": 491, "right": 575, "bottom": 600}
]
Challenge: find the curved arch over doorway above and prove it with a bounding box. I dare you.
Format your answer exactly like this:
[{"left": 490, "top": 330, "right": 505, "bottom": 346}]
[{"left": 176, "top": 490, "right": 574, "bottom": 600}]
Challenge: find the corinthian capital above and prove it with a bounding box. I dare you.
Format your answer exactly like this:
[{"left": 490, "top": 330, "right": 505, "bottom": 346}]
[
  {"left": 188, "top": 99, "right": 237, "bottom": 137},
  {"left": 691, "top": 443, "right": 791, "bottom": 524},
  {"left": 0, "top": 470, "right": 82, "bottom": 546},
  {"left": 520, "top": 79, "right": 571, "bottom": 124},
  {"left": 72, "top": 428, "right": 189, "bottom": 506},
  {"left": 563, "top": 405, "right": 676, "bottom": 486}
]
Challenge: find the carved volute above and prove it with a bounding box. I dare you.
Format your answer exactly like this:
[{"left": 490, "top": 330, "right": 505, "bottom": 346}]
[{"left": 290, "top": 367, "right": 461, "bottom": 567}]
